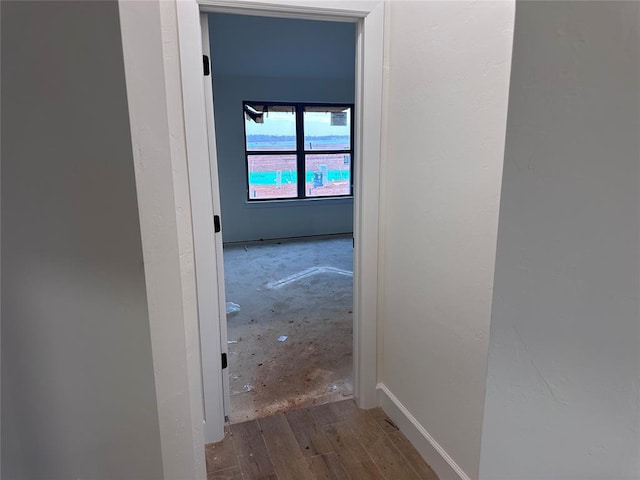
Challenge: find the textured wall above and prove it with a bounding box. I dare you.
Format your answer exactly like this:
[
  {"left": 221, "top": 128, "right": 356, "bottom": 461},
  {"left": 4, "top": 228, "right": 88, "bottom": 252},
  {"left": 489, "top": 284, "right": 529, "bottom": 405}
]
[
  {"left": 379, "top": 2, "right": 515, "bottom": 478},
  {"left": 480, "top": 2, "right": 640, "bottom": 478},
  {"left": 1, "top": 2, "right": 163, "bottom": 478}
]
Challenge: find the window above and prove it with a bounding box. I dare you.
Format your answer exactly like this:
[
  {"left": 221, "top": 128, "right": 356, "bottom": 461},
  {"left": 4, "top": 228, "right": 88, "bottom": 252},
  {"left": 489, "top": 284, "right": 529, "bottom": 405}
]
[{"left": 244, "top": 102, "right": 353, "bottom": 201}]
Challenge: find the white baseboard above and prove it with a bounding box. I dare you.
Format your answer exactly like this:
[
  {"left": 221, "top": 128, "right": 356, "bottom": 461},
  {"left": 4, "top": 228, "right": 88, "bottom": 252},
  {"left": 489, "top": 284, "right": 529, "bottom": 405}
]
[{"left": 376, "top": 383, "right": 471, "bottom": 480}]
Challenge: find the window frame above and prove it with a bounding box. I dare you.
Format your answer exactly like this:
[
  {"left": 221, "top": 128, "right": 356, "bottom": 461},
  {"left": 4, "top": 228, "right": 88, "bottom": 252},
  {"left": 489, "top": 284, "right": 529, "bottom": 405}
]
[{"left": 243, "top": 101, "right": 355, "bottom": 202}]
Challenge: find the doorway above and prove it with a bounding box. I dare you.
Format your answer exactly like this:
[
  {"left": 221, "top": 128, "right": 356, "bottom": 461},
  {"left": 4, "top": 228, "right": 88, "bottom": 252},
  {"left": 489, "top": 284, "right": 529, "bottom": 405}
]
[
  {"left": 120, "top": 0, "right": 384, "bottom": 470},
  {"left": 205, "top": 12, "right": 357, "bottom": 423},
  {"left": 154, "top": 0, "right": 387, "bottom": 447}
]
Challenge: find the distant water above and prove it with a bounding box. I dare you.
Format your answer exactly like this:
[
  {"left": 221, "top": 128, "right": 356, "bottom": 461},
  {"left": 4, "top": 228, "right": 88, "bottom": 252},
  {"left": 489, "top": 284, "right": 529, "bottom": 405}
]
[{"left": 247, "top": 135, "right": 350, "bottom": 150}]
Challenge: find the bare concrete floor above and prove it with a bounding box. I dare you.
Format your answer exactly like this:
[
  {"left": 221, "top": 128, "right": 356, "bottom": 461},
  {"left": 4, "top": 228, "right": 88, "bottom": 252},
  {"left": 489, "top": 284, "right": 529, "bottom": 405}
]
[{"left": 223, "top": 235, "right": 353, "bottom": 423}]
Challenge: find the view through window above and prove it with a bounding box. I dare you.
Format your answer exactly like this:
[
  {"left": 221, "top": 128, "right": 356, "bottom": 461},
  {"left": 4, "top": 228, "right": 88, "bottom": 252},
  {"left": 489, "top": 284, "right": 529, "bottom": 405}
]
[{"left": 244, "top": 103, "right": 353, "bottom": 200}]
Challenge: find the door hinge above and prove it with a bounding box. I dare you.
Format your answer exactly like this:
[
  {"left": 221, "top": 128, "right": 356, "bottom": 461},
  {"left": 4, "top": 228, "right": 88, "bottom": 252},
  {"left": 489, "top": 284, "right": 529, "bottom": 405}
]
[
  {"left": 221, "top": 352, "right": 228, "bottom": 369},
  {"left": 214, "top": 215, "right": 221, "bottom": 233},
  {"left": 203, "top": 55, "right": 210, "bottom": 76}
]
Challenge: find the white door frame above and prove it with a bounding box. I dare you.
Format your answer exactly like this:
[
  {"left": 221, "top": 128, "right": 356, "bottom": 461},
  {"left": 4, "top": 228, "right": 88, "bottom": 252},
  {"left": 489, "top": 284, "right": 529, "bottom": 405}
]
[
  {"left": 122, "top": 0, "right": 383, "bottom": 475},
  {"left": 179, "top": 0, "right": 384, "bottom": 443},
  {"left": 184, "top": 0, "right": 385, "bottom": 445}
]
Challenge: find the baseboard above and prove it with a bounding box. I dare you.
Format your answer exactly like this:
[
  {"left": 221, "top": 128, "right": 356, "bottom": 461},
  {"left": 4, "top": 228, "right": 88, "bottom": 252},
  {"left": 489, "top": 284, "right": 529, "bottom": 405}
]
[{"left": 376, "top": 383, "right": 471, "bottom": 480}]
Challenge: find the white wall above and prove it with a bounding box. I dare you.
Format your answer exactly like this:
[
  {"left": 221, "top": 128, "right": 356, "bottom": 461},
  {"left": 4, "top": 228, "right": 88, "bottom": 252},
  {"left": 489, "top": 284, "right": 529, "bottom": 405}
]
[
  {"left": 119, "top": 0, "right": 209, "bottom": 476},
  {"left": 379, "top": 2, "right": 514, "bottom": 479},
  {"left": 479, "top": 2, "right": 640, "bottom": 479},
  {"left": 208, "top": 14, "right": 355, "bottom": 243},
  {"left": 1, "top": 2, "right": 163, "bottom": 478}
]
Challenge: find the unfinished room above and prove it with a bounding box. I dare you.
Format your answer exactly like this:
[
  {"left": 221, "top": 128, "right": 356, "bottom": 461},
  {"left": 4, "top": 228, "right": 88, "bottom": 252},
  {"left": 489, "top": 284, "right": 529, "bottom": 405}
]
[{"left": 206, "top": 13, "right": 356, "bottom": 423}]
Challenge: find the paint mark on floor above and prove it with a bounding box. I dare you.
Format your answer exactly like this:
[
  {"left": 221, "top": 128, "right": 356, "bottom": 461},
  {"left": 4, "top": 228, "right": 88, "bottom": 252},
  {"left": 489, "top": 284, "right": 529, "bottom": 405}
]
[{"left": 267, "top": 266, "right": 353, "bottom": 289}]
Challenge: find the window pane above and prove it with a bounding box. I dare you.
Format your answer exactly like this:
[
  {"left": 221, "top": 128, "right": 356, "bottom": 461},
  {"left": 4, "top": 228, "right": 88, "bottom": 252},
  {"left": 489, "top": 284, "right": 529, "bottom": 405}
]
[
  {"left": 245, "top": 104, "right": 296, "bottom": 151},
  {"left": 303, "top": 107, "right": 351, "bottom": 151},
  {"left": 247, "top": 154, "right": 298, "bottom": 200},
  {"left": 305, "top": 154, "right": 351, "bottom": 197}
]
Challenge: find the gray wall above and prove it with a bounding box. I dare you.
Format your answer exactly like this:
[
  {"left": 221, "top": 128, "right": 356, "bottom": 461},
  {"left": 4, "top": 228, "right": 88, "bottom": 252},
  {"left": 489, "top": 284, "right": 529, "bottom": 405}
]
[
  {"left": 1, "top": 2, "right": 163, "bottom": 479},
  {"left": 480, "top": 2, "right": 640, "bottom": 478},
  {"left": 208, "top": 14, "right": 355, "bottom": 243}
]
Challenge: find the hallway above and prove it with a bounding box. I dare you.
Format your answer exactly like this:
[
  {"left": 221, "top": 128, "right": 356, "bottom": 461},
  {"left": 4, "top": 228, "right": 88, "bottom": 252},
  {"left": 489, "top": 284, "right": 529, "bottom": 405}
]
[{"left": 205, "top": 399, "right": 438, "bottom": 479}]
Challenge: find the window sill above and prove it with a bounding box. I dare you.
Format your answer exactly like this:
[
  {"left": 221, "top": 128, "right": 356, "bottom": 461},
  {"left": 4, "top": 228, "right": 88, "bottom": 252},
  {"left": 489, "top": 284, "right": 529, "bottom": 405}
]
[{"left": 244, "top": 196, "right": 353, "bottom": 209}]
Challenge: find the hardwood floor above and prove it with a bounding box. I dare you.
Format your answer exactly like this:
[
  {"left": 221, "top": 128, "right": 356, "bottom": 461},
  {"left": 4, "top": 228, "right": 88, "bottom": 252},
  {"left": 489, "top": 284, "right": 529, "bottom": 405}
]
[{"left": 205, "top": 399, "right": 439, "bottom": 480}]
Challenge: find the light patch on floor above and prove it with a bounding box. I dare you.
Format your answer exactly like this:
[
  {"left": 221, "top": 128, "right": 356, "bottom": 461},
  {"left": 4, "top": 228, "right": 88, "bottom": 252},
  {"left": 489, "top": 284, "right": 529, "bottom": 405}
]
[
  {"left": 223, "top": 235, "right": 353, "bottom": 423},
  {"left": 267, "top": 266, "right": 353, "bottom": 289}
]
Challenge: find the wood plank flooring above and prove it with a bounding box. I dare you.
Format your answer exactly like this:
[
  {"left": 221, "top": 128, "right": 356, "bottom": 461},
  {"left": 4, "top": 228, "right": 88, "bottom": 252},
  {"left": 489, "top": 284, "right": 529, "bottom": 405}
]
[{"left": 205, "top": 399, "right": 439, "bottom": 480}]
